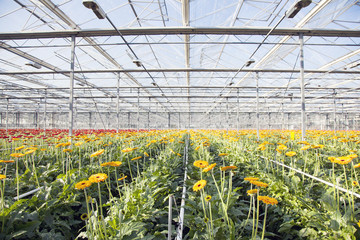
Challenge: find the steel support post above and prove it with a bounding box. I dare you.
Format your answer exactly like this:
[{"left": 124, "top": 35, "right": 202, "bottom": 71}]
[
  {"left": 168, "top": 113, "right": 171, "bottom": 129},
  {"left": 256, "top": 72, "right": 260, "bottom": 140},
  {"left": 69, "top": 35, "right": 76, "bottom": 136},
  {"left": 6, "top": 99, "right": 9, "bottom": 132},
  {"left": 43, "top": 89, "right": 47, "bottom": 131},
  {"left": 237, "top": 89, "right": 239, "bottom": 131},
  {"left": 128, "top": 112, "right": 131, "bottom": 129},
  {"left": 333, "top": 89, "right": 336, "bottom": 133},
  {"left": 226, "top": 97, "right": 229, "bottom": 131},
  {"left": 89, "top": 112, "right": 92, "bottom": 129},
  {"left": 117, "top": 74, "right": 120, "bottom": 133},
  {"left": 299, "top": 33, "right": 306, "bottom": 140},
  {"left": 137, "top": 88, "right": 140, "bottom": 131}
]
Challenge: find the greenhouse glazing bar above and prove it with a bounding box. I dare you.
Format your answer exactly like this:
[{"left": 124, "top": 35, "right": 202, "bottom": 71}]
[
  {"left": 1, "top": 27, "right": 360, "bottom": 40},
  {"left": 2, "top": 69, "right": 360, "bottom": 75}
]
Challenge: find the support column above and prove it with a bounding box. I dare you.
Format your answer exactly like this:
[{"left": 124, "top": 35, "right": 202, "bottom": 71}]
[
  {"left": 128, "top": 112, "right": 131, "bottom": 129},
  {"left": 43, "top": 89, "right": 47, "bottom": 131},
  {"left": 6, "top": 99, "right": 9, "bottom": 132},
  {"left": 137, "top": 88, "right": 140, "bottom": 131},
  {"left": 69, "top": 35, "right": 76, "bottom": 136},
  {"left": 256, "top": 72, "right": 260, "bottom": 140},
  {"left": 299, "top": 33, "right": 306, "bottom": 140},
  {"left": 168, "top": 113, "right": 171, "bottom": 129},
  {"left": 117, "top": 74, "right": 120, "bottom": 133},
  {"left": 333, "top": 89, "right": 336, "bottom": 133},
  {"left": 178, "top": 112, "right": 181, "bottom": 129},
  {"left": 237, "top": 88, "right": 239, "bottom": 131}
]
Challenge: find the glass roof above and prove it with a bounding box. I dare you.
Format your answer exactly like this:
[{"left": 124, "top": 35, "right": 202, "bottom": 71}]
[{"left": 0, "top": 0, "right": 359, "bottom": 129}]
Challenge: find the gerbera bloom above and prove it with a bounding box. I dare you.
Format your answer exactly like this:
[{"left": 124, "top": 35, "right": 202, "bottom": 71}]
[
  {"left": 357, "top": 220, "right": 360, "bottom": 228},
  {"left": 354, "top": 163, "right": 360, "bottom": 169},
  {"left": 195, "top": 146, "right": 200, "bottom": 151},
  {"left": 203, "top": 163, "right": 216, "bottom": 172},
  {"left": 24, "top": 149, "right": 36, "bottom": 155},
  {"left": 250, "top": 180, "right": 269, "bottom": 188},
  {"left": 122, "top": 147, "right": 138, "bottom": 153},
  {"left": 90, "top": 149, "right": 104, "bottom": 158},
  {"left": 334, "top": 156, "right": 352, "bottom": 165},
  {"left": 118, "top": 176, "right": 127, "bottom": 181},
  {"left": 352, "top": 181, "right": 358, "bottom": 187},
  {"left": 311, "top": 144, "right": 324, "bottom": 149},
  {"left": 220, "top": 166, "right": 237, "bottom": 171},
  {"left": 10, "top": 153, "right": 25, "bottom": 158},
  {"left": 277, "top": 144, "right": 287, "bottom": 151},
  {"left": 328, "top": 157, "right": 336, "bottom": 163},
  {"left": 101, "top": 161, "right": 122, "bottom": 167},
  {"left": 193, "top": 160, "right": 209, "bottom": 169},
  {"left": 144, "top": 152, "right": 149, "bottom": 157},
  {"left": 89, "top": 173, "right": 108, "bottom": 183},
  {"left": 247, "top": 189, "right": 259, "bottom": 196},
  {"left": 218, "top": 153, "right": 228, "bottom": 157},
  {"left": 75, "top": 142, "right": 84, "bottom": 146},
  {"left": 63, "top": 149, "right": 73, "bottom": 153},
  {"left": 75, "top": 180, "right": 92, "bottom": 190},
  {"left": 348, "top": 154, "right": 358, "bottom": 160},
  {"left": 193, "top": 180, "right": 207, "bottom": 192},
  {"left": 0, "top": 174, "right": 6, "bottom": 180},
  {"left": 80, "top": 213, "right": 89, "bottom": 221},
  {"left": 131, "top": 156, "right": 142, "bottom": 161},
  {"left": 205, "top": 195, "right": 212, "bottom": 201},
  {"left": 285, "top": 151, "right": 296, "bottom": 157},
  {"left": 258, "top": 196, "right": 278, "bottom": 205},
  {"left": 0, "top": 160, "right": 14, "bottom": 163},
  {"left": 15, "top": 146, "right": 25, "bottom": 151},
  {"left": 244, "top": 177, "right": 259, "bottom": 181},
  {"left": 300, "top": 145, "right": 311, "bottom": 151}
]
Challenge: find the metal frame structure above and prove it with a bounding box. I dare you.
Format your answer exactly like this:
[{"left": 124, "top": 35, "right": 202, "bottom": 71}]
[{"left": 0, "top": 0, "right": 359, "bottom": 133}]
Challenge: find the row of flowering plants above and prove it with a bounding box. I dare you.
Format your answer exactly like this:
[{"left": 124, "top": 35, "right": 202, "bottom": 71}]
[
  {"left": 0, "top": 129, "right": 187, "bottom": 239},
  {"left": 181, "top": 129, "right": 360, "bottom": 239},
  {"left": 1, "top": 128, "right": 360, "bottom": 239}
]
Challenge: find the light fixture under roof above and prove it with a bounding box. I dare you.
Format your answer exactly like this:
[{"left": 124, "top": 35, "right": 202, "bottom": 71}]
[
  {"left": 286, "top": 0, "right": 312, "bottom": 18},
  {"left": 245, "top": 59, "right": 255, "bottom": 67},
  {"left": 25, "top": 61, "right": 41, "bottom": 69},
  {"left": 82, "top": 0, "right": 106, "bottom": 19},
  {"left": 132, "top": 59, "right": 142, "bottom": 67}
]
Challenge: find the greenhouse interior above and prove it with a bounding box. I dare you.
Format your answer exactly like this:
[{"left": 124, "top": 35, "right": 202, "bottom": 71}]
[{"left": 0, "top": 0, "right": 360, "bottom": 239}]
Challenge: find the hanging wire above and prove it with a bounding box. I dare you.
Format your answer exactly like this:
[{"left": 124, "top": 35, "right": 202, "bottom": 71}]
[{"left": 74, "top": 53, "right": 107, "bottom": 129}]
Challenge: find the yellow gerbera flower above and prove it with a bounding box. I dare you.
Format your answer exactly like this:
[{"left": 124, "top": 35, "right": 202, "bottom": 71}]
[
  {"left": 285, "top": 151, "right": 296, "bottom": 157},
  {"left": 89, "top": 173, "right": 108, "bottom": 183},
  {"left": 203, "top": 163, "right": 216, "bottom": 172},
  {"left": 0, "top": 174, "right": 6, "bottom": 180},
  {"left": 193, "top": 160, "right": 209, "bottom": 169},
  {"left": 244, "top": 177, "right": 259, "bottom": 181},
  {"left": 250, "top": 180, "right": 268, "bottom": 188},
  {"left": 205, "top": 195, "right": 211, "bottom": 201},
  {"left": 193, "top": 180, "right": 207, "bottom": 192},
  {"left": 220, "top": 166, "right": 237, "bottom": 171},
  {"left": 258, "top": 196, "right": 278, "bottom": 205},
  {"left": 218, "top": 153, "right": 228, "bottom": 157},
  {"left": 75, "top": 180, "right": 92, "bottom": 190},
  {"left": 90, "top": 149, "right": 104, "bottom": 158},
  {"left": 101, "top": 161, "right": 122, "bottom": 167},
  {"left": 131, "top": 156, "right": 142, "bottom": 161},
  {"left": 0, "top": 160, "right": 14, "bottom": 163},
  {"left": 10, "top": 153, "right": 25, "bottom": 158},
  {"left": 247, "top": 189, "right": 259, "bottom": 196}
]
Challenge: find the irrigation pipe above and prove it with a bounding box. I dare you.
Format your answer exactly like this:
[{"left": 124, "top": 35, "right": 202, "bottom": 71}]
[
  {"left": 265, "top": 158, "right": 360, "bottom": 199},
  {"left": 176, "top": 134, "right": 189, "bottom": 240},
  {"left": 14, "top": 186, "right": 44, "bottom": 201}
]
